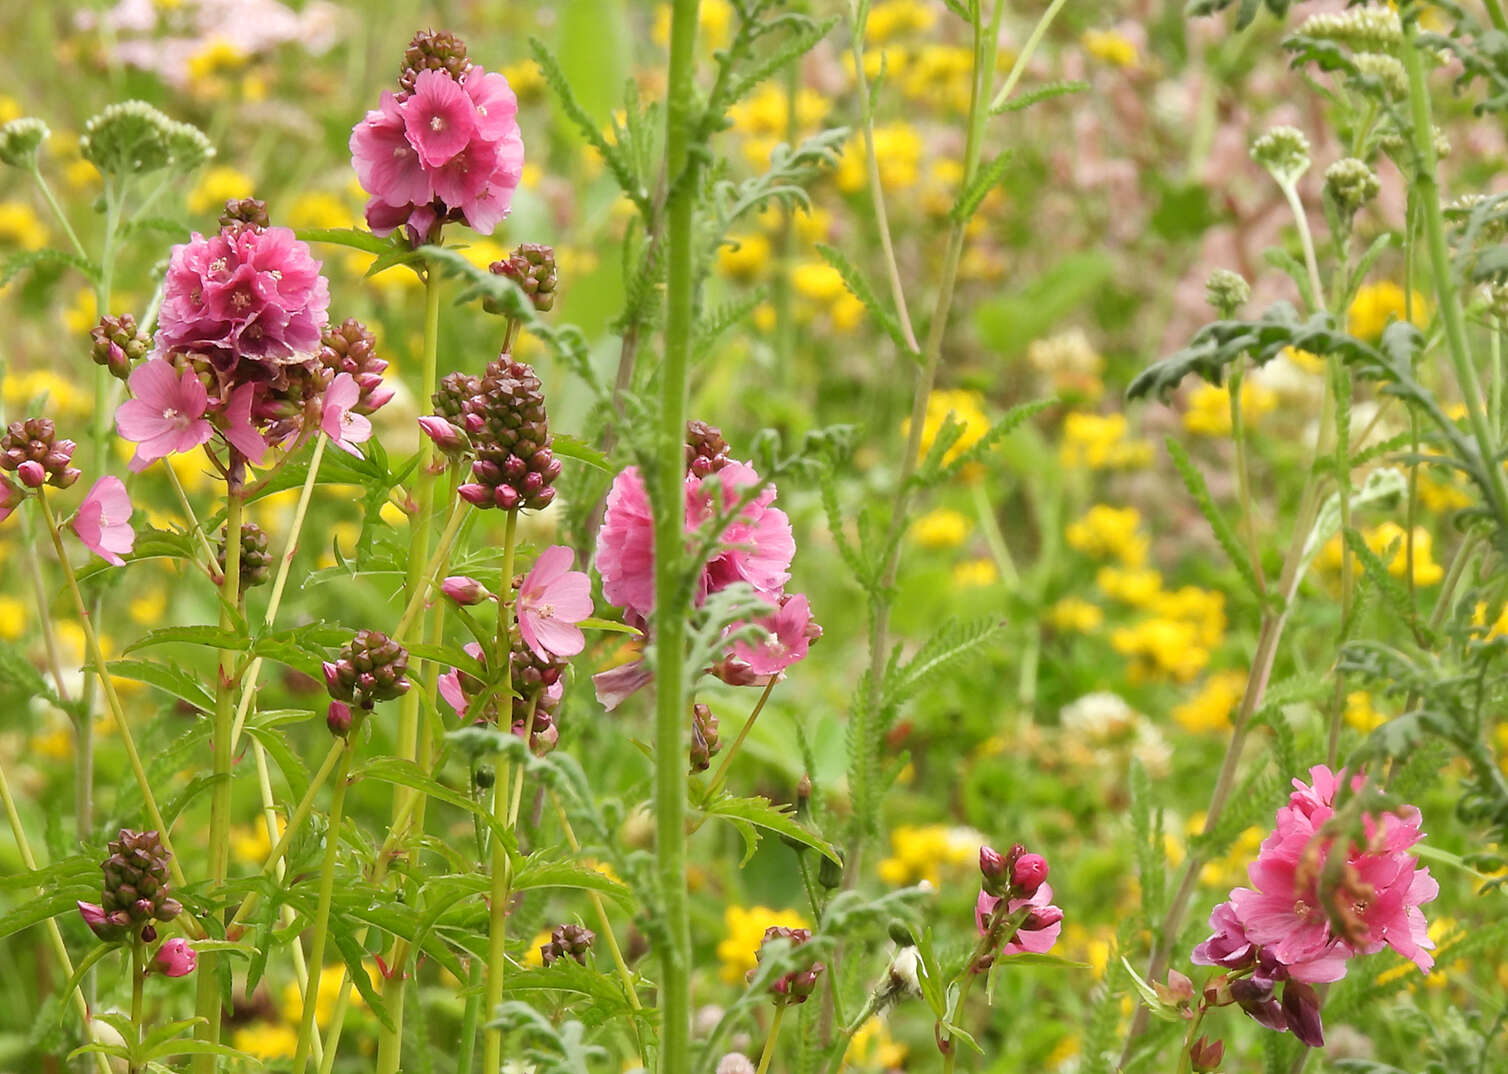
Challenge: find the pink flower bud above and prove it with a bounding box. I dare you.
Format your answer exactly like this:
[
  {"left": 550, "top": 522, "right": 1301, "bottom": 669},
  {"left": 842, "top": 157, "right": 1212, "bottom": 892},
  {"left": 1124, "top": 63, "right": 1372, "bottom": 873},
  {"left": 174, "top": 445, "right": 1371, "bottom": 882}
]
[
  {"left": 418, "top": 415, "right": 468, "bottom": 454},
  {"left": 0, "top": 475, "right": 23, "bottom": 523},
  {"left": 1189, "top": 1036, "right": 1224, "bottom": 1073},
  {"left": 16, "top": 460, "right": 44, "bottom": 488},
  {"left": 321, "top": 661, "right": 342, "bottom": 694},
  {"left": 457, "top": 483, "right": 493, "bottom": 507},
  {"left": 442, "top": 575, "right": 490, "bottom": 605},
  {"left": 1023, "top": 905, "right": 1063, "bottom": 931},
  {"left": 979, "top": 846, "right": 1008, "bottom": 896},
  {"left": 77, "top": 900, "right": 129, "bottom": 942},
  {"left": 153, "top": 938, "right": 197, "bottom": 977},
  {"left": 1011, "top": 853, "right": 1049, "bottom": 897},
  {"left": 326, "top": 700, "right": 354, "bottom": 738}
]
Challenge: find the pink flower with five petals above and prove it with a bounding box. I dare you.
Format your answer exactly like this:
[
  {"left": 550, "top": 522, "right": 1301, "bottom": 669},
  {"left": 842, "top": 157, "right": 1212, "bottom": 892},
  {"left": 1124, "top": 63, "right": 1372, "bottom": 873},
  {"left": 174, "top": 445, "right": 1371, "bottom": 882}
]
[
  {"left": 70, "top": 476, "right": 135, "bottom": 566},
  {"left": 517, "top": 545, "right": 593, "bottom": 660},
  {"left": 115, "top": 358, "right": 214, "bottom": 472}
]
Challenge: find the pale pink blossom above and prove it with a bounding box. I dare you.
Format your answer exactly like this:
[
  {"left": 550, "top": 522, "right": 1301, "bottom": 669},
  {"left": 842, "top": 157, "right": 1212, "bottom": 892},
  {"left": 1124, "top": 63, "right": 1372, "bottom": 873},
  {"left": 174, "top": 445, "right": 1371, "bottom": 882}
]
[
  {"left": 517, "top": 545, "right": 592, "bottom": 660},
  {"left": 437, "top": 642, "right": 485, "bottom": 717},
  {"left": 70, "top": 476, "right": 135, "bottom": 565},
  {"left": 114, "top": 358, "right": 214, "bottom": 472},
  {"left": 221, "top": 384, "right": 269, "bottom": 464},
  {"left": 320, "top": 373, "right": 373, "bottom": 456},
  {"left": 153, "top": 938, "right": 197, "bottom": 977},
  {"left": 731, "top": 593, "right": 820, "bottom": 676}
]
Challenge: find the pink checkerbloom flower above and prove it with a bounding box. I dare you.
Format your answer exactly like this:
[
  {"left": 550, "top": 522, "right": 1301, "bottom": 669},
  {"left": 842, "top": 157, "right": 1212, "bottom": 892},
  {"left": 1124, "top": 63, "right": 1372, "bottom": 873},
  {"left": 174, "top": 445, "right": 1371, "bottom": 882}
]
[
  {"left": 115, "top": 358, "right": 214, "bottom": 472},
  {"left": 350, "top": 57, "right": 523, "bottom": 242},
  {"left": 974, "top": 883, "right": 1063, "bottom": 956},
  {"left": 320, "top": 372, "right": 374, "bottom": 456},
  {"left": 153, "top": 938, "right": 197, "bottom": 977},
  {"left": 517, "top": 545, "right": 593, "bottom": 661},
  {"left": 70, "top": 476, "right": 135, "bottom": 566}
]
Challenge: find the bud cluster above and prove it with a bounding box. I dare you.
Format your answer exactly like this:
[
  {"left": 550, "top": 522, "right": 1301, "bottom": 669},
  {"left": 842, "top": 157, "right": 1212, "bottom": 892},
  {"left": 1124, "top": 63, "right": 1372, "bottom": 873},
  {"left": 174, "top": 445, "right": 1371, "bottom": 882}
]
[
  {"left": 752, "top": 926, "right": 825, "bottom": 1006},
  {"left": 1324, "top": 158, "right": 1380, "bottom": 218},
  {"left": 89, "top": 829, "right": 183, "bottom": 940},
  {"left": 690, "top": 702, "right": 720, "bottom": 773},
  {"left": 323, "top": 629, "right": 412, "bottom": 711},
  {"left": 685, "top": 420, "right": 732, "bottom": 478},
  {"left": 487, "top": 243, "right": 558, "bottom": 314},
  {"left": 455, "top": 355, "right": 562, "bottom": 511},
  {"left": 91, "top": 313, "right": 150, "bottom": 380},
  {"left": 80, "top": 100, "right": 214, "bottom": 178},
  {"left": 1204, "top": 269, "right": 1250, "bottom": 319},
  {"left": 218, "top": 521, "right": 273, "bottom": 588},
  {"left": 511, "top": 638, "right": 567, "bottom": 754},
  {"left": 1, "top": 418, "right": 80, "bottom": 489},
  {"left": 318, "top": 318, "right": 394, "bottom": 415},
  {"left": 1251, "top": 125, "right": 1311, "bottom": 187},
  {"left": 1295, "top": 7, "right": 1402, "bottom": 54},
  {"left": 398, "top": 28, "right": 473, "bottom": 94},
  {"left": 978, "top": 843, "right": 1048, "bottom": 900},
  {"left": 0, "top": 116, "right": 49, "bottom": 168},
  {"left": 539, "top": 923, "right": 595, "bottom": 966},
  {"left": 219, "top": 196, "right": 271, "bottom": 232}
]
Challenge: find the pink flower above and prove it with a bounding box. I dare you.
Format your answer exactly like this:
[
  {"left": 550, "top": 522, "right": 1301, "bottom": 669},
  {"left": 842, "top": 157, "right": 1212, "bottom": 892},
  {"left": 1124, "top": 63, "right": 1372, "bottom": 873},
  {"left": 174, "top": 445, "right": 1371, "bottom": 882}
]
[
  {"left": 464, "top": 67, "right": 520, "bottom": 141},
  {"left": 731, "top": 593, "right": 819, "bottom": 676},
  {"left": 517, "top": 545, "right": 593, "bottom": 660},
  {"left": 320, "top": 373, "right": 373, "bottom": 456},
  {"left": 76, "top": 900, "right": 129, "bottom": 942},
  {"left": 0, "top": 475, "right": 22, "bottom": 523},
  {"left": 592, "top": 658, "right": 653, "bottom": 712},
  {"left": 597, "top": 466, "right": 657, "bottom": 620},
  {"left": 221, "top": 383, "right": 269, "bottom": 464},
  {"left": 401, "top": 69, "right": 479, "bottom": 167},
  {"left": 70, "top": 476, "right": 135, "bottom": 566},
  {"left": 974, "top": 883, "right": 1063, "bottom": 956},
  {"left": 153, "top": 938, "right": 197, "bottom": 977},
  {"left": 350, "top": 92, "right": 433, "bottom": 208},
  {"left": 438, "top": 643, "right": 486, "bottom": 717},
  {"left": 156, "top": 226, "right": 330, "bottom": 370},
  {"left": 115, "top": 358, "right": 214, "bottom": 472}
]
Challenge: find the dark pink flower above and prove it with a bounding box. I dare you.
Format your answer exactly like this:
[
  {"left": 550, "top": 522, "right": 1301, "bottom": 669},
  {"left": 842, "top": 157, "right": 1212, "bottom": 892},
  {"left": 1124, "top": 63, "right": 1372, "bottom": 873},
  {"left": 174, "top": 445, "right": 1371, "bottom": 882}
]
[
  {"left": 401, "top": 69, "right": 479, "bottom": 167},
  {"left": 518, "top": 545, "right": 593, "bottom": 660},
  {"left": 975, "top": 883, "right": 1063, "bottom": 956},
  {"left": 690, "top": 461, "right": 795, "bottom": 599},
  {"left": 153, "top": 938, "right": 197, "bottom": 977},
  {"left": 76, "top": 900, "right": 129, "bottom": 942},
  {"left": 597, "top": 466, "right": 657, "bottom": 619},
  {"left": 592, "top": 659, "right": 653, "bottom": 712},
  {"left": 731, "top": 593, "right": 818, "bottom": 676},
  {"left": 464, "top": 67, "right": 520, "bottom": 141},
  {"left": 350, "top": 91, "right": 433, "bottom": 208},
  {"left": 156, "top": 226, "right": 330, "bottom": 370},
  {"left": 221, "top": 384, "right": 269, "bottom": 465},
  {"left": 0, "top": 475, "right": 22, "bottom": 523},
  {"left": 115, "top": 358, "right": 214, "bottom": 472},
  {"left": 320, "top": 373, "right": 373, "bottom": 456},
  {"left": 70, "top": 476, "right": 135, "bottom": 566}
]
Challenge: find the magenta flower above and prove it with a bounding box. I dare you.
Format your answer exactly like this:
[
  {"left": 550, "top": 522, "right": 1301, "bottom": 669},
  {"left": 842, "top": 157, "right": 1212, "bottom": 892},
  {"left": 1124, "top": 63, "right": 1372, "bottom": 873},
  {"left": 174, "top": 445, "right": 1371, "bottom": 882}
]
[
  {"left": 153, "top": 938, "right": 197, "bottom": 977},
  {"left": 70, "top": 476, "right": 135, "bottom": 566},
  {"left": 401, "top": 69, "right": 479, "bottom": 167},
  {"left": 351, "top": 92, "right": 433, "bottom": 209},
  {"left": 320, "top": 373, "right": 374, "bottom": 456},
  {"left": 76, "top": 900, "right": 129, "bottom": 943},
  {"left": 731, "top": 593, "right": 819, "bottom": 676},
  {"left": 974, "top": 883, "right": 1063, "bottom": 955},
  {"left": 0, "top": 475, "right": 22, "bottom": 523},
  {"left": 518, "top": 545, "right": 593, "bottom": 660},
  {"left": 597, "top": 466, "right": 657, "bottom": 621},
  {"left": 115, "top": 358, "right": 214, "bottom": 472},
  {"left": 155, "top": 226, "right": 330, "bottom": 371},
  {"left": 221, "top": 383, "right": 270, "bottom": 465}
]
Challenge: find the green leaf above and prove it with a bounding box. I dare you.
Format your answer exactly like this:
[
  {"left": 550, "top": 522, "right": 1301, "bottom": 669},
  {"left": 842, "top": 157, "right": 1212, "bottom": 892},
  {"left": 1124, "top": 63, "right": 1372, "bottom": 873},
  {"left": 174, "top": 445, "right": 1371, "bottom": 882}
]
[
  {"left": 513, "top": 858, "right": 634, "bottom": 907},
  {"left": 293, "top": 227, "right": 400, "bottom": 255},
  {"left": 989, "top": 79, "right": 1089, "bottom": 115},
  {"left": 1118, "top": 957, "right": 1183, "bottom": 1022},
  {"left": 55, "top": 944, "right": 118, "bottom": 1019},
  {"left": 0, "top": 887, "right": 95, "bottom": 941},
  {"left": 974, "top": 252, "right": 1113, "bottom": 361},
  {"left": 1165, "top": 437, "right": 1267, "bottom": 606},
  {"left": 813, "top": 242, "right": 916, "bottom": 361},
  {"left": 695, "top": 795, "right": 840, "bottom": 866},
  {"left": 354, "top": 757, "right": 516, "bottom": 850},
  {"left": 121, "top": 625, "right": 245, "bottom": 655},
  {"left": 551, "top": 434, "right": 613, "bottom": 473},
  {"left": 0, "top": 639, "right": 57, "bottom": 705},
  {"left": 328, "top": 926, "right": 394, "bottom": 1032},
  {"left": 0, "top": 247, "right": 99, "bottom": 287},
  {"left": 997, "top": 952, "right": 1091, "bottom": 969},
  {"left": 578, "top": 617, "right": 642, "bottom": 636},
  {"left": 883, "top": 618, "right": 1006, "bottom": 710},
  {"left": 949, "top": 150, "right": 1012, "bottom": 223},
  {"left": 105, "top": 658, "right": 213, "bottom": 712}
]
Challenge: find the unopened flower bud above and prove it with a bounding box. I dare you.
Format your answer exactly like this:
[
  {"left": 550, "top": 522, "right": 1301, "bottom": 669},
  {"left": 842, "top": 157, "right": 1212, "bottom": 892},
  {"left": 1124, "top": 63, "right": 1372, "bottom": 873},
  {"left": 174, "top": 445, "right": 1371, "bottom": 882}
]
[
  {"left": 1023, "top": 905, "right": 1063, "bottom": 931},
  {"left": 1011, "top": 853, "right": 1048, "bottom": 898},
  {"left": 16, "top": 460, "right": 43, "bottom": 488},
  {"left": 77, "top": 900, "right": 129, "bottom": 943},
  {"left": 442, "top": 575, "right": 490, "bottom": 605},
  {"left": 488, "top": 243, "right": 558, "bottom": 314},
  {"left": 1325, "top": 157, "right": 1380, "bottom": 218},
  {"left": 540, "top": 922, "right": 595, "bottom": 966},
  {"left": 690, "top": 702, "right": 719, "bottom": 773},
  {"left": 0, "top": 117, "right": 49, "bottom": 168},
  {"left": 1251, "top": 125, "right": 1311, "bottom": 186},
  {"left": 0, "top": 475, "right": 23, "bottom": 519},
  {"left": 979, "top": 845, "right": 1009, "bottom": 896},
  {"left": 1205, "top": 268, "right": 1250, "bottom": 318},
  {"left": 153, "top": 938, "right": 197, "bottom": 977},
  {"left": 1188, "top": 1035, "right": 1224, "bottom": 1073},
  {"left": 327, "top": 700, "right": 355, "bottom": 738},
  {"left": 140, "top": 924, "right": 157, "bottom": 943},
  {"left": 474, "top": 764, "right": 495, "bottom": 790},
  {"left": 91, "top": 313, "right": 149, "bottom": 379},
  {"left": 818, "top": 853, "right": 843, "bottom": 889},
  {"left": 219, "top": 197, "right": 269, "bottom": 232}
]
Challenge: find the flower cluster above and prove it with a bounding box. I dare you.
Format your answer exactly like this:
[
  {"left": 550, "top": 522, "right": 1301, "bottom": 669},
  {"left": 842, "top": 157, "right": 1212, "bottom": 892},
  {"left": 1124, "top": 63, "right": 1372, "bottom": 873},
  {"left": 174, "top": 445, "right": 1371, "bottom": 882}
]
[
  {"left": 750, "top": 926, "right": 825, "bottom": 1006},
  {"left": 323, "top": 629, "right": 412, "bottom": 736},
  {"left": 1191, "top": 766, "right": 1437, "bottom": 1046},
  {"left": 77, "top": 829, "right": 184, "bottom": 943},
  {"left": 973, "top": 844, "right": 1063, "bottom": 962},
  {"left": 453, "top": 355, "right": 562, "bottom": 511},
  {"left": 0, "top": 418, "right": 135, "bottom": 565},
  {"left": 593, "top": 421, "right": 819, "bottom": 709},
  {"left": 350, "top": 29, "right": 524, "bottom": 241}
]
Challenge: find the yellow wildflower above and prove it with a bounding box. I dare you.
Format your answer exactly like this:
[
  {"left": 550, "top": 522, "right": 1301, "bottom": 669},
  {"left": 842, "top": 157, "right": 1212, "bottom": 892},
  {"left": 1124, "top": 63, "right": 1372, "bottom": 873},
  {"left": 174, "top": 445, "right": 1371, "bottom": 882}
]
[
  {"left": 1173, "top": 670, "right": 1247, "bottom": 733},
  {"left": 1345, "top": 690, "right": 1386, "bottom": 732},
  {"left": 187, "top": 38, "right": 247, "bottom": 82},
  {"left": 0, "top": 96, "right": 19, "bottom": 124},
  {"left": 717, "top": 906, "right": 810, "bottom": 983},
  {"left": 1369, "top": 521, "right": 1444, "bottom": 585},
  {"left": 1283, "top": 347, "right": 1326, "bottom": 373},
  {"left": 791, "top": 260, "right": 845, "bottom": 304},
  {"left": 1474, "top": 601, "right": 1508, "bottom": 640},
  {"left": 1082, "top": 28, "right": 1139, "bottom": 68},
  {"left": 876, "top": 824, "right": 978, "bottom": 888},
  {"left": 717, "top": 232, "right": 771, "bottom": 282},
  {"left": 1048, "top": 596, "right": 1103, "bottom": 633},
  {"left": 831, "top": 292, "right": 866, "bottom": 332},
  {"left": 1111, "top": 618, "right": 1209, "bottom": 682},
  {"left": 901, "top": 45, "right": 975, "bottom": 112},
  {"left": 952, "top": 558, "right": 999, "bottom": 588},
  {"left": 835, "top": 123, "right": 923, "bottom": 193},
  {"left": 0, "top": 595, "right": 27, "bottom": 640},
  {"left": 230, "top": 1023, "right": 298, "bottom": 1060},
  {"left": 129, "top": 590, "right": 167, "bottom": 625},
  {"left": 282, "top": 964, "right": 375, "bottom": 1027},
  {"left": 865, "top": 0, "right": 937, "bottom": 42},
  {"left": 846, "top": 1016, "right": 908, "bottom": 1067},
  {"left": 524, "top": 929, "right": 554, "bottom": 968},
  {"left": 1151, "top": 586, "right": 1226, "bottom": 649},
  {"left": 1059, "top": 411, "right": 1153, "bottom": 469},
  {"left": 913, "top": 507, "right": 970, "bottom": 549},
  {"left": 1198, "top": 825, "right": 1265, "bottom": 889},
  {"left": 1066, "top": 504, "right": 1147, "bottom": 566},
  {"left": 187, "top": 165, "right": 254, "bottom": 216},
  {"left": 230, "top": 824, "right": 272, "bottom": 866},
  {"left": 0, "top": 201, "right": 47, "bottom": 249},
  {"left": 904, "top": 389, "right": 989, "bottom": 468},
  {"left": 499, "top": 59, "right": 546, "bottom": 104},
  {"left": 1182, "top": 381, "right": 1277, "bottom": 437},
  {"left": 1416, "top": 470, "right": 1471, "bottom": 514},
  {"left": 1347, "top": 281, "right": 1429, "bottom": 341},
  {"left": 287, "top": 191, "right": 356, "bottom": 231},
  {"left": 1095, "top": 566, "right": 1163, "bottom": 607}
]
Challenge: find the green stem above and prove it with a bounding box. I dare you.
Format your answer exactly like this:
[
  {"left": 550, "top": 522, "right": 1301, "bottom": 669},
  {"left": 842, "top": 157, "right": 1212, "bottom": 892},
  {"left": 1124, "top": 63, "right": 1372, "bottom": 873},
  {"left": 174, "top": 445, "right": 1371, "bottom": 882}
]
[
  {"left": 656, "top": 2, "right": 702, "bottom": 1071},
  {"left": 1486, "top": 0, "right": 1508, "bottom": 33},
  {"left": 29, "top": 167, "right": 87, "bottom": 260},
  {"left": 482, "top": 509, "right": 520, "bottom": 1074},
  {"left": 702, "top": 677, "right": 778, "bottom": 802},
  {"left": 35, "top": 492, "right": 183, "bottom": 886},
  {"left": 986, "top": 0, "right": 1070, "bottom": 113},
  {"left": 196, "top": 477, "right": 243, "bottom": 1063},
  {"left": 1403, "top": 33, "right": 1508, "bottom": 524},
  {"left": 1279, "top": 179, "right": 1325, "bottom": 313},
  {"left": 755, "top": 1006, "right": 786, "bottom": 1074},
  {"left": 456, "top": 959, "right": 484, "bottom": 1074},
  {"left": 290, "top": 744, "right": 355, "bottom": 1074},
  {"left": 129, "top": 940, "right": 145, "bottom": 1074},
  {"left": 1228, "top": 367, "right": 1267, "bottom": 593},
  {"left": 970, "top": 479, "right": 1020, "bottom": 589}
]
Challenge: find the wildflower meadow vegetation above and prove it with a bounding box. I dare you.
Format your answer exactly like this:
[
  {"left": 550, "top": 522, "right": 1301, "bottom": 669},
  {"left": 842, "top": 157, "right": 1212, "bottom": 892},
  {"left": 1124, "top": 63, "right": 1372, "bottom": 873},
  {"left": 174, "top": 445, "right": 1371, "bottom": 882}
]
[{"left": 3, "top": 1, "right": 1508, "bottom": 1072}]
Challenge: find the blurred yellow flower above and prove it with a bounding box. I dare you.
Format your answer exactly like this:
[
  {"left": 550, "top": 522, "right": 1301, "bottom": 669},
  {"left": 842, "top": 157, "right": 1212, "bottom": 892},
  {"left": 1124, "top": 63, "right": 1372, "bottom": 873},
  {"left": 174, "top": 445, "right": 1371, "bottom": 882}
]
[
  {"left": 876, "top": 824, "right": 978, "bottom": 888},
  {"left": 525, "top": 929, "right": 554, "bottom": 968},
  {"left": 913, "top": 507, "right": 970, "bottom": 549},
  {"left": 952, "top": 558, "right": 999, "bottom": 588},
  {"left": 187, "top": 37, "right": 248, "bottom": 82},
  {"left": 499, "top": 59, "right": 546, "bottom": 104},
  {"left": 230, "top": 1023, "right": 298, "bottom": 1060},
  {"left": 717, "top": 232, "right": 771, "bottom": 282},
  {"left": 1416, "top": 470, "right": 1471, "bottom": 514},
  {"left": 1151, "top": 586, "right": 1226, "bottom": 649},
  {"left": 1344, "top": 690, "right": 1386, "bottom": 732},
  {"left": 0, "top": 96, "right": 19, "bottom": 124},
  {"left": 1173, "top": 670, "right": 1246, "bottom": 733},
  {"left": 717, "top": 905, "right": 810, "bottom": 983},
  {"left": 0, "top": 201, "right": 47, "bottom": 250},
  {"left": 790, "top": 260, "right": 846, "bottom": 304},
  {"left": 0, "top": 595, "right": 26, "bottom": 640},
  {"left": 231, "top": 824, "right": 272, "bottom": 866},
  {"left": 1066, "top": 504, "right": 1147, "bottom": 566},
  {"left": 905, "top": 389, "right": 989, "bottom": 468},
  {"left": 1182, "top": 381, "right": 1277, "bottom": 437},
  {"left": 1048, "top": 596, "right": 1103, "bottom": 633},
  {"left": 1095, "top": 566, "right": 1163, "bottom": 607},
  {"left": 281, "top": 964, "right": 374, "bottom": 1028},
  {"left": 286, "top": 191, "right": 356, "bottom": 231},
  {"left": 846, "top": 1015, "right": 908, "bottom": 1067},
  {"left": 63, "top": 288, "right": 97, "bottom": 337},
  {"left": 1198, "top": 825, "right": 1264, "bottom": 889},
  {"left": 187, "top": 165, "right": 255, "bottom": 216},
  {"left": 1082, "top": 28, "right": 1139, "bottom": 68},
  {"left": 1369, "top": 521, "right": 1444, "bottom": 585},
  {"left": 1059, "top": 412, "right": 1153, "bottom": 469},
  {"left": 1112, "top": 617, "right": 1209, "bottom": 682},
  {"left": 1283, "top": 346, "right": 1326, "bottom": 374},
  {"left": 835, "top": 123, "right": 923, "bottom": 193},
  {"left": 865, "top": 0, "right": 937, "bottom": 42},
  {"left": 653, "top": 0, "right": 733, "bottom": 52},
  {"left": 1347, "top": 281, "right": 1429, "bottom": 342},
  {"left": 1475, "top": 601, "right": 1508, "bottom": 640}
]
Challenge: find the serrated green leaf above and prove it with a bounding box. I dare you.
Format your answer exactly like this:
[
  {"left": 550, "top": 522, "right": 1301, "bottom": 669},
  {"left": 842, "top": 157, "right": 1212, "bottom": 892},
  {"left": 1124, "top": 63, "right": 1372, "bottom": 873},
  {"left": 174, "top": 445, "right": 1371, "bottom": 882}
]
[
  {"left": 552, "top": 434, "right": 613, "bottom": 473},
  {"left": 813, "top": 241, "right": 916, "bottom": 360},
  {"left": 1165, "top": 438, "right": 1267, "bottom": 606},
  {"left": 695, "top": 795, "right": 840, "bottom": 866}
]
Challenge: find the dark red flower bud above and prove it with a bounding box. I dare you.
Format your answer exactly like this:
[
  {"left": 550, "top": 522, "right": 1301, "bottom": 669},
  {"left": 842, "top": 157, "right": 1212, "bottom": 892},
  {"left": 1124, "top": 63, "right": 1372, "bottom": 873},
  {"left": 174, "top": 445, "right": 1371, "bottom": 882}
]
[
  {"left": 1189, "top": 1035, "right": 1224, "bottom": 1072},
  {"left": 979, "top": 845, "right": 1008, "bottom": 896},
  {"left": 327, "top": 700, "right": 354, "bottom": 738}
]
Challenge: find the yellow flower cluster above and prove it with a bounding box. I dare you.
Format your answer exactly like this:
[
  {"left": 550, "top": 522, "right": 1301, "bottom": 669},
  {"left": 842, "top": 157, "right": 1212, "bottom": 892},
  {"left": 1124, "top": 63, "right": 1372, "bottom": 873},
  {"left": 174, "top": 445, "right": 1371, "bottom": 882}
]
[
  {"left": 876, "top": 824, "right": 979, "bottom": 888},
  {"left": 727, "top": 83, "right": 829, "bottom": 170},
  {"left": 1173, "top": 669, "right": 1247, "bottom": 733},
  {"left": 4, "top": 369, "right": 93, "bottom": 418},
  {"left": 717, "top": 905, "right": 810, "bottom": 983},
  {"left": 1048, "top": 596, "right": 1103, "bottom": 633},
  {"left": 1345, "top": 690, "right": 1386, "bottom": 732},
  {"left": 1195, "top": 821, "right": 1265, "bottom": 889},
  {"left": 1347, "top": 281, "right": 1429, "bottom": 342},
  {"left": 913, "top": 507, "right": 971, "bottom": 549},
  {"left": 905, "top": 389, "right": 990, "bottom": 469},
  {"left": 1066, "top": 504, "right": 1148, "bottom": 566},
  {"left": 1316, "top": 522, "right": 1444, "bottom": 585},
  {"left": 1182, "top": 381, "right": 1277, "bottom": 437},
  {"left": 1106, "top": 582, "right": 1226, "bottom": 683},
  {"left": 835, "top": 123, "right": 925, "bottom": 193},
  {"left": 1081, "top": 28, "right": 1140, "bottom": 68},
  {"left": 1059, "top": 412, "right": 1153, "bottom": 470},
  {"left": 952, "top": 558, "right": 999, "bottom": 588},
  {"left": 865, "top": 0, "right": 937, "bottom": 43},
  {"left": 0, "top": 201, "right": 47, "bottom": 249},
  {"left": 846, "top": 1016, "right": 908, "bottom": 1068},
  {"left": 187, "top": 165, "right": 255, "bottom": 215}
]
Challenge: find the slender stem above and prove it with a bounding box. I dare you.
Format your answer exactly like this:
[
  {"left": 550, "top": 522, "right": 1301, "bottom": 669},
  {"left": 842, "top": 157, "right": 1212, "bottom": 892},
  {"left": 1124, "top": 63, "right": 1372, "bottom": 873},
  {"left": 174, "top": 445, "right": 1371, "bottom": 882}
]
[
  {"left": 20, "top": 513, "right": 81, "bottom": 833},
  {"left": 129, "top": 940, "right": 145, "bottom": 1074},
  {"left": 290, "top": 744, "right": 355, "bottom": 1074},
  {"left": 703, "top": 677, "right": 778, "bottom": 801},
  {"left": 1280, "top": 180, "right": 1326, "bottom": 314},
  {"left": 987, "top": 0, "right": 1071, "bottom": 113},
  {"left": 970, "top": 480, "right": 1020, "bottom": 589},
  {"left": 35, "top": 492, "right": 183, "bottom": 885},
  {"left": 29, "top": 167, "right": 87, "bottom": 259},
  {"left": 456, "top": 959, "right": 484, "bottom": 1074},
  {"left": 1228, "top": 367, "right": 1267, "bottom": 593},
  {"left": 0, "top": 757, "right": 112, "bottom": 1074},
  {"left": 1491, "top": 316, "right": 1502, "bottom": 439},
  {"left": 393, "top": 497, "right": 468, "bottom": 641},
  {"left": 1403, "top": 33, "right": 1508, "bottom": 523},
  {"left": 755, "top": 1006, "right": 786, "bottom": 1074},
  {"left": 656, "top": 3, "right": 702, "bottom": 1071},
  {"left": 482, "top": 509, "right": 520, "bottom": 1074},
  {"left": 551, "top": 795, "right": 643, "bottom": 1012},
  {"left": 164, "top": 465, "right": 219, "bottom": 573},
  {"left": 1486, "top": 0, "right": 1508, "bottom": 34}
]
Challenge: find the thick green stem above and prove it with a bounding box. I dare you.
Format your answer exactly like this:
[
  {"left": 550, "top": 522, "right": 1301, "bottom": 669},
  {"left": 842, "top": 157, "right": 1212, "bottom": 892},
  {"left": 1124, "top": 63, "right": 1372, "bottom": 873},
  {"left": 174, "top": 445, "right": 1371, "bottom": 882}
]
[
  {"left": 128, "top": 940, "right": 145, "bottom": 1074},
  {"left": 290, "top": 744, "right": 355, "bottom": 1074},
  {"left": 655, "top": 2, "right": 702, "bottom": 1071},
  {"left": 482, "top": 509, "right": 521, "bottom": 1074},
  {"left": 456, "top": 959, "right": 484, "bottom": 1074}
]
